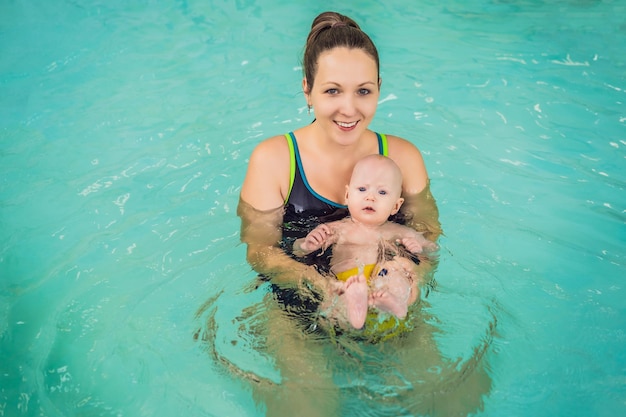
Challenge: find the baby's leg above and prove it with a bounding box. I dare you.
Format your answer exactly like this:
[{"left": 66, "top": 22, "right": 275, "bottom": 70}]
[
  {"left": 369, "top": 259, "right": 417, "bottom": 319},
  {"left": 341, "top": 274, "right": 368, "bottom": 329},
  {"left": 319, "top": 275, "right": 368, "bottom": 330},
  {"left": 394, "top": 256, "right": 421, "bottom": 306}
]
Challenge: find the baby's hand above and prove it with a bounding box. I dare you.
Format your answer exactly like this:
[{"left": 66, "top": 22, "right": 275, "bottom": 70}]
[
  {"left": 300, "top": 224, "right": 333, "bottom": 252},
  {"left": 398, "top": 237, "right": 438, "bottom": 254}
]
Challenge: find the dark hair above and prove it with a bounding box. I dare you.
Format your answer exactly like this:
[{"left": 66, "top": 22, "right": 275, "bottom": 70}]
[{"left": 303, "top": 11, "right": 380, "bottom": 92}]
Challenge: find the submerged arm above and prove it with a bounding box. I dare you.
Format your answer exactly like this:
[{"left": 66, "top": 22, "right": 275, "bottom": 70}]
[
  {"left": 386, "top": 136, "right": 442, "bottom": 297},
  {"left": 237, "top": 197, "right": 334, "bottom": 298},
  {"left": 395, "top": 183, "right": 442, "bottom": 291},
  {"left": 400, "top": 181, "right": 442, "bottom": 242}
]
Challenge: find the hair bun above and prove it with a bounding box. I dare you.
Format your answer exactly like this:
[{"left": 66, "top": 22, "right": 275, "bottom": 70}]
[{"left": 310, "top": 11, "right": 360, "bottom": 36}]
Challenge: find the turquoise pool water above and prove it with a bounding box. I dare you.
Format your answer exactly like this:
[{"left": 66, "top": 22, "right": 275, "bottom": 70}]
[{"left": 1, "top": 0, "right": 625, "bottom": 416}]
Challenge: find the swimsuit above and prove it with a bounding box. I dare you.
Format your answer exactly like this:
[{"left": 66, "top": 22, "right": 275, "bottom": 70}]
[
  {"left": 279, "top": 131, "right": 389, "bottom": 271},
  {"left": 283, "top": 131, "right": 388, "bottom": 216},
  {"left": 279, "top": 131, "right": 389, "bottom": 268},
  {"left": 273, "top": 131, "right": 387, "bottom": 299}
]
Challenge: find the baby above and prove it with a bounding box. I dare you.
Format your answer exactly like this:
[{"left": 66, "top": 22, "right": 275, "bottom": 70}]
[{"left": 293, "top": 155, "right": 437, "bottom": 329}]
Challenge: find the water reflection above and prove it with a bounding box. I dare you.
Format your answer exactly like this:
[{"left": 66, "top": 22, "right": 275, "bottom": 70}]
[{"left": 195, "top": 279, "right": 495, "bottom": 416}]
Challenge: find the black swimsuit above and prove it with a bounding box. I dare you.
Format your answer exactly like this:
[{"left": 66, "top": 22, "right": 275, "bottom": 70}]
[
  {"left": 282, "top": 131, "right": 389, "bottom": 241},
  {"left": 273, "top": 132, "right": 389, "bottom": 317}
]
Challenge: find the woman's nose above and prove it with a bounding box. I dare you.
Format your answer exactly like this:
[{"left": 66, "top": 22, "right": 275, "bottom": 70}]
[{"left": 340, "top": 95, "right": 356, "bottom": 115}]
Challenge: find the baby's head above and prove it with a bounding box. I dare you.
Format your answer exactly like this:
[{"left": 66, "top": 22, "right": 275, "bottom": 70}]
[
  {"left": 345, "top": 155, "right": 404, "bottom": 225},
  {"left": 351, "top": 155, "right": 403, "bottom": 195}
]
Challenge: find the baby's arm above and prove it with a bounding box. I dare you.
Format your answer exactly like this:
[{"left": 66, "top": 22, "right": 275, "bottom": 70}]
[{"left": 293, "top": 223, "right": 336, "bottom": 257}]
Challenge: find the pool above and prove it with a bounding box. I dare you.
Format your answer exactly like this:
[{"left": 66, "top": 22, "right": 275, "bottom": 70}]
[{"left": 1, "top": 0, "right": 624, "bottom": 416}]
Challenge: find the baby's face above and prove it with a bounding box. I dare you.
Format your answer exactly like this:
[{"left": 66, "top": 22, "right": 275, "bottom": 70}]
[{"left": 346, "top": 159, "right": 403, "bottom": 226}]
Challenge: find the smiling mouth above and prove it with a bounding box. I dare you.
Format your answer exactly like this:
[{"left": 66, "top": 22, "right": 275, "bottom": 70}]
[{"left": 336, "top": 121, "right": 358, "bottom": 128}]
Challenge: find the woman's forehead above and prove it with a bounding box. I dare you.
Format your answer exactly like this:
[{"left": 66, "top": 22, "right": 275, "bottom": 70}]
[{"left": 315, "top": 47, "right": 378, "bottom": 84}]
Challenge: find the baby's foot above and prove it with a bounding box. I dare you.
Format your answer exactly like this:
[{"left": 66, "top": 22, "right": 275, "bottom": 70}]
[
  {"left": 343, "top": 274, "right": 368, "bottom": 329},
  {"left": 369, "top": 290, "right": 408, "bottom": 319}
]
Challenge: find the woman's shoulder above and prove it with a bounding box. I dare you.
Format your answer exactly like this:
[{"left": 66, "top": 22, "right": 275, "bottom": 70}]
[
  {"left": 250, "top": 133, "right": 290, "bottom": 157},
  {"left": 383, "top": 133, "right": 422, "bottom": 153},
  {"left": 241, "top": 133, "right": 292, "bottom": 210},
  {"left": 381, "top": 133, "right": 429, "bottom": 194},
  {"left": 246, "top": 133, "right": 294, "bottom": 173},
  {"left": 381, "top": 134, "right": 425, "bottom": 165}
]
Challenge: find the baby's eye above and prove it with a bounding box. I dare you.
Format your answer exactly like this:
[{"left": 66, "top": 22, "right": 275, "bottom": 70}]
[
  {"left": 357, "top": 186, "right": 366, "bottom": 192},
  {"left": 378, "top": 190, "right": 388, "bottom": 196}
]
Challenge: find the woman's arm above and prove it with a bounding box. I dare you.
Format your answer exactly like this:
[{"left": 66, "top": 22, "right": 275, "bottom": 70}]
[
  {"left": 386, "top": 135, "right": 442, "bottom": 293},
  {"left": 238, "top": 137, "right": 333, "bottom": 297},
  {"left": 400, "top": 184, "right": 442, "bottom": 241},
  {"left": 237, "top": 198, "right": 334, "bottom": 297},
  {"left": 387, "top": 135, "right": 442, "bottom": 241}
]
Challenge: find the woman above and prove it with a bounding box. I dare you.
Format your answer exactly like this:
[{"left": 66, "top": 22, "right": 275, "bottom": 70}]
[
  {"left": 236, "top": 12, "right": 488, "bottom": 417},
  {"left": 238, "top": 11, "right": 441, "bottom": 305}
]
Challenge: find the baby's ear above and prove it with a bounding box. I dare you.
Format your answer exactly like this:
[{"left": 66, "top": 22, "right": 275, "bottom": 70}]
[
  {"left": 344, "top": 185, "right": 350, "bottom": 201},
  {"left": 391, "top": 197, "right": 404, "bottom": 215}
]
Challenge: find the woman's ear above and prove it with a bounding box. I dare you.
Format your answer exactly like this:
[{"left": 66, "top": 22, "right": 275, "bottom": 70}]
[
  {"left": 378, "top": 78, "right": 382, "bottom": 90},
  {"left": 303, "top": 78, "right": 311, "bottom": 98}
]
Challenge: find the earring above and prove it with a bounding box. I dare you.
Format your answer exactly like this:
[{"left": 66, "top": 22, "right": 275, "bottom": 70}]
[{"left": 307, "top": 104, "right": 312, "bottom": 115}]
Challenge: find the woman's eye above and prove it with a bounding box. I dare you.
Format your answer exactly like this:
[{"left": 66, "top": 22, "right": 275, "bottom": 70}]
[
  {"left": 325, "top": 88, "right": 339, "bottom": 95},
  {"left": 358, "top": 88, "right": 371, "bottom": 95}
]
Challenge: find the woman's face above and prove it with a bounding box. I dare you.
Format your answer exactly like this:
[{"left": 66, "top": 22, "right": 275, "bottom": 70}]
[{"left": 305, "top": 47, "right": 380, "bottom": 145}]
